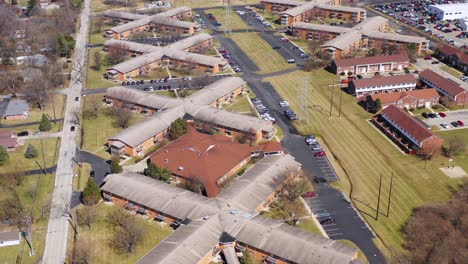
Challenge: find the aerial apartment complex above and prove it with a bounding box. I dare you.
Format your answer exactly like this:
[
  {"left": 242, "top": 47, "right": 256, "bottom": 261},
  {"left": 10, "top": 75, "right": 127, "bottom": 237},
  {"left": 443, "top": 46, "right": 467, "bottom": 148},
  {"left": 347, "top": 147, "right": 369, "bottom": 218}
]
[
  {"left": 103, "top": 7, "right": 198, "bottom": 39},
  {"left": 290, "top": 16, "right": 428, "bottom": 58},
  {"left": 104, "top": 33, "right": 227, "bottom": 80},
  {"left": 331, "top": 54, "right": 411, "bottom": 75},
  {"left": 261, "top": 0, "right": 366, "bottom": 24},
  {"left": 419, "top": 69, "right": 468, "bottom": 105},
  {"left": 105, "top": 77, "right": 275, "bottom": 157},
  {"left": 101, "top": 154, "right": 360, "bottom": 264},
  {"left": 348, "top": 74, "right": 417, "bottom": 97}
]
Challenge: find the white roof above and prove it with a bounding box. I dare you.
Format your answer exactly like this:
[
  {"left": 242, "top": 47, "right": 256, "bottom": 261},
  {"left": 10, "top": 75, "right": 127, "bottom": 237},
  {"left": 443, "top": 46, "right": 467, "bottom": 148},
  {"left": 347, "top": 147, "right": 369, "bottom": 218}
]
[
  {"left": 429, "top": 3, "right": 468, "bottom": 12},
  {"left": 101, "top": 11, "right": 148, "bottom": 21}
]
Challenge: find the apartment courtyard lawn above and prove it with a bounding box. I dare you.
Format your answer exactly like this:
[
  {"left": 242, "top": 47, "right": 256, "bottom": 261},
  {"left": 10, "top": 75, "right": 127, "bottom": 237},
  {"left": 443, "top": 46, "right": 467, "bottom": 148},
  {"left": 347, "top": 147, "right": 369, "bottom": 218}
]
[
  {"left": 81, "top": 94, "right": 146, "bottom": 159},
  {"left": 0, "top": 173, "right": 55, "bottom": 264},
  {"left": 229, "top": 33, "right": 295, "bottom": 74},
  {"left": 174, "top": 0, "right": 258, "bottom": 8},
  {"left": 436, "top": 128, "right": 468, "bottom": 173},
  {"left": 86, "top": 48, "right": 119, "bottom": 89},
  {"left": 223, "top": 95, "right": 257, "bottom": 117},
  {"left": 0, "top": 138, "right": 60, "bottom": 174},
  {"left": 264, "top": 69, "right": 464, "bottom": 255},
  {"left": 205, "top": 8, "right": 251, "bottom": 31},
  {"left": 72, "top": 204, "right": 173, "bottom": 264}
]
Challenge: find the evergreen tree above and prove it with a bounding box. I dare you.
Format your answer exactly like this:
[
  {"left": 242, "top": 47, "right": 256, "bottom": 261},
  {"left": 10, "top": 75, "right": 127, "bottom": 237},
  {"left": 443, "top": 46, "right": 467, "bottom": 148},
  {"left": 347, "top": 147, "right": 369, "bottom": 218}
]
[
  {"left": 39, "top": 114, "right": 52, "bottom": 132},
  {"left": 82, "top": 178, "right": 101, "bottom": 205},
  {"left": 110, "top": 156, "right": 123, "bottom": 173},
  {"left": 27, "top": 0, "right": 37, "bottom": 15},
  {"left": 0, "top": 145, "right": 9, "bottom": 166},
  {"left": 375, "top": 99, "right": 382, "bottom": 112},
  {"left": 145, "top": 163, "right": 172, "bottom": 182},
  {"left": 24, "top": 144, "right": 38, "bottom": 159},
  {"left": 168, "top": 118, "right": 187, "bottom": 140}
]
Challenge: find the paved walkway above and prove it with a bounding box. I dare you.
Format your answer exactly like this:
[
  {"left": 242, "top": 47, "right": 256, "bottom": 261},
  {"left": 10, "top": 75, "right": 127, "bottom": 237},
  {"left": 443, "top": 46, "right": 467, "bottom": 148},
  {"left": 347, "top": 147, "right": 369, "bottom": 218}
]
[
  {"left": 18, "top": 131, "right": 63, "bottom": 140},
  {"left": 42, "top": 0, "right": 91, "bottom": 262}
]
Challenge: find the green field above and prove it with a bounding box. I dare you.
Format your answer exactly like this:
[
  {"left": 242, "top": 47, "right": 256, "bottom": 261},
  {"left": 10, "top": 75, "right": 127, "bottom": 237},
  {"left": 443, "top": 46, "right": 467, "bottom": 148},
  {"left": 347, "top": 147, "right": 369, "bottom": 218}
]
[
  {"left": 0, "top": 138, "right": 60, "bottom": 174},
  {"left": 0, "top": 173, "right": 55, "bottom": 264},
  {"left": 436, "top": 128, "right": 468, "bottom": 172},
  {"left": 223, "top": 95, "right": 256, "bottom": 116},
  {"left": 265, "top": 69, "right": 463, "bottom": 255},
  {"left": 174, "top": 0, "right": 258, "bottom": 8},
  {"left": 72, "top": 204, "right": 172, "bottom": 264},
  {"left": 86, "top": 48, "right": 118, "bottom": 89},
  {"left": 205, "top": 8, "right": 251, "bottom": 31},
  {"left": 229, "top": 33, "right": 295, "bottom": 74},
  {"left": 81, "top": 94, "right": 146, "bottom": 159}
]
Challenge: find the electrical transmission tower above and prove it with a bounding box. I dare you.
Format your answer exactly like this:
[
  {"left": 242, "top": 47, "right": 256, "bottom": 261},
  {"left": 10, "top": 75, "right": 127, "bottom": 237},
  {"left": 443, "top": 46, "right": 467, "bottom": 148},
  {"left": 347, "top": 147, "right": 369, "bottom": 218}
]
[
  {"left": 224, "top": 0, "right": 232, "bottom": 35},
  {"left": 299, "top": 78, "right": 310, "bottom": 122}
]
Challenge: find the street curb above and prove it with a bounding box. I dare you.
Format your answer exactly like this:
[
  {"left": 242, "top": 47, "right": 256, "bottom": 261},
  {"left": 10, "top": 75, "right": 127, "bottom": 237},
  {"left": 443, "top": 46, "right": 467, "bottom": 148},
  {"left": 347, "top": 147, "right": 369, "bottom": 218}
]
[{"left": 299, "top": 197, "right": 329, "bottom": 238}]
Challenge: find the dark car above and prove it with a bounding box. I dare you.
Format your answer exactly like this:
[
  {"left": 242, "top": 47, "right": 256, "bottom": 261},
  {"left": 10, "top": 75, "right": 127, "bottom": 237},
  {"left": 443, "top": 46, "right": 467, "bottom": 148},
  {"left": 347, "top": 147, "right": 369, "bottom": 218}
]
[
  {"left": 122, "top": 82, "right": 126, "bottom": 86},
  {"left": 431, "top": 61, "right": 439, "bottom": 64},
  {"left": 272, "top": 46, "right": 281, "bottom": 49},
  {"left": 90, "top": 171, "right": 95, "bottom": 177},
  {"left": 428, "top": 113, "right": 437, "bottom": 118},
  {"left": 70, "top": 126, "right": 76, "bottom": 132},
  {"left": 17, "top": 131, "right": 29, "bottom": 137},
  {"left": 421, "top": 112, "right": 429, "bottom": 118},
  {"left": 75, "top": 97, "right": 79, "bottom": 101},
  {"left": 451, "top": 121, "right": 460, "bottom": 127}
]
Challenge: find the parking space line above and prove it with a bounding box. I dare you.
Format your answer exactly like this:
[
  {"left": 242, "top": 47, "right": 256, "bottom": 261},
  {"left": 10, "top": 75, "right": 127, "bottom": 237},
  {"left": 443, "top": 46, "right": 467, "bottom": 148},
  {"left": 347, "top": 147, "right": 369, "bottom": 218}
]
[
  {"left": 328, "top": 233, "right": 344, "bottom": 237},
  {"left": 324, "top": 228, "right": 339, "bottom": 231}
]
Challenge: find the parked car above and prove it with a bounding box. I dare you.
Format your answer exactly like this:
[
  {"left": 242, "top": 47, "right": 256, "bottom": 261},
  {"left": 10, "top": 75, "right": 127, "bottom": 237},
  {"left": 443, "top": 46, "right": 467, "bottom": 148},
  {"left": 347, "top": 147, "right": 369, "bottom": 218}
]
[
  {"left": 428, "top": 113, "right": 437, "bottom": 118},
  {"left": 279, "top": 101, "right": 289, "bottom": 107},
  {"left": 70, "top": 126, "right": 76, "bottom": 132},
  {"left": 90, "top": 171, "right": 95, "bottom": 177},
  {"left": 422, "top": 112, "right": 429, "bottom": 118},
  {"left": 440, "top": 123, "right": 449, "bottom": 129},
  {"left": 34, "top": 131, "right": 43, "bottom": 135},
  {"left": 438, "top": 112, "right": 446, "bottom": 117},
  {"left": 286, "top": 59, "right": 296, "bottom": 64},
  {"left": 424, "top": 56, "right": 432, "bottom": 60},
  {"left": 311, "top": 144, "right": 322, "bottom": 151},
  {"left": 280, "top": 37, "right": 289, "bottom": 42},
  {"left": 313, "top": 176, "right": 327, "bottom": 183},
  {"left": 272, "top": 46, "right": 281, "bottom": 49},
  {"left": 314, "top": 151, "right": 326, "bottom": 157},
  {"left": 431, "top": 61, "right": 439, "bottom": 64},
  {"left": 451, "top": 121, "right": 460, "bottom": 127},
  {"left": 301, "top": 192, "right": 317, "bottom": 198},
  {"left": 457, "top": 120, "right": 465, "bottom": 127},
  {"left": 75, "top": 97, "right": 79, "bottom": 101},
  {"left": 305, "top": 135, "right": 316, "bottom": 144},
  {"left": 17, "top": 131, "right": 29, "bottom": 137}
]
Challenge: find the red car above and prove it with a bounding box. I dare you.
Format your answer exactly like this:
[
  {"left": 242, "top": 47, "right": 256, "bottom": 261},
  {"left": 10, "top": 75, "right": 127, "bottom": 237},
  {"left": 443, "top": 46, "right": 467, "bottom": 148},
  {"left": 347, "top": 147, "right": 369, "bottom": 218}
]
[
  {"left": 424, "top": 56, "right": 432, "bottom": 60},
  {"left": 281, "top": 37, "right": 289, "bottom": 42},
  {"left": 314, "top": 151, "right": 326, "bottom": 157},
  {"left": 457, "top": 120, "right": 465, "bottom": 127},
  {"left": 438, "top": 112, "right": 446, "bottom": 117},
  {"left": 301, "top": 192, "right": 317, "bottom": 198}
]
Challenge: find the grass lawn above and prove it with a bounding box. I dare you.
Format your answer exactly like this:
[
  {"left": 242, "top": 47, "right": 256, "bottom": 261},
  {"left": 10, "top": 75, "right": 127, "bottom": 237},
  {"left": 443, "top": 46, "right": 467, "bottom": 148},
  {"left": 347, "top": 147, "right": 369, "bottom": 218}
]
[
  {"left": 173, "top": 0, "right": 258, "bottom": 8},
  {"left": 255, "top": 10, "right": 281, "bottom": 27},
  {"left": 264, "top": 69, "right": 464, "bottom": 255},
  {"left": 73, "top": 204, "right": 172, "bottom": 264},
  {"left": 409, "top": 107, "right": 430, "bottom": 115},
  {"left": 91, "top": 0, "right": 146, "bottom": 12},
  {"left": 86, "top": 48, "right": 118, "bottom": 89},
  {"left": 0, "top": 138, "right": 60, "bottom": 174},
  {"left": 0, "top": 173, "right": 55, "bottom": 264},
  {"left": 89, "top": 17, "right": 113, "bottom": 45},
  {"left": 440, "top": 65, "right": 464, "bottom": 79},
  {"left": 223, "top": 96, "right": 256, "bottom": 116},
  {"left": 81, "top": 95, "right": 146, "bottom": 159},
  {"left": 74, "top": 163, "right": 92, "bottom": 191},
  {"left": 0, "top": 94, "right": 66, "bottom": 126},
  {"left": 338, "top": 240, "right": 369, "bottom": 264},
  {"left": 205, "top": 8, "right": 251, "bottom": 31},
  {"left": 229, "top": 33, "right": 294, "bottom": 74},
  {"left": 296, "top": 218, "right": 322, "bottom": 235},
  {"left": 435, "top": 129, "right": 468, "bottom": 172}
]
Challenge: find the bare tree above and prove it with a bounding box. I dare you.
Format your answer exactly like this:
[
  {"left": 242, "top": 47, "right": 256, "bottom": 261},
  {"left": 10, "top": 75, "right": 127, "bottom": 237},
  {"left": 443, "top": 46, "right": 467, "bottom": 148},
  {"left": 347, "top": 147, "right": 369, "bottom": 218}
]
[
  {"left": 108, "top": 208, "right": 146, "bottom": 253},
  {"left": 278, "top": 172, "right": 305, "bottom": 203},
  {"left": 443, "top": 136, "right": 467, "bottom": 157},
  {"left": 42, "top": 61, "right": 65, "bottom": 88},
  {"left": 76, "top": 206, "right": 98, "bottom": 229},
  {"left": 83, "top": 96, "right": 102, "bottom": 119},
  {"left": 416, "top": 141, "right": 442, "bottom": 162},
  {"left": 25, "top": 70, "right": 49, "bottom": 110},
  {"left": 0, "top": 192, "right": 28, "bottom": 227},
  {"left": 72, "top": 238, "right": 95, "bottom": 264},
  {"left": 107, "top": 43, "right": 128, "bottom": 64},
  {"left": 109, "top": 105, "right": 132, "bottom": 128},
  {"left": 439, "top": 96, "right": 450, "bottom": 106},
  {"left": 93, "top": 50, "right": 102, "bottom": 71},
  {"left": 0, "top": 169, "right": 24, "bottom": 192},
  {"left": 0, "top": 72, "right": 23, "bottom": 96}
]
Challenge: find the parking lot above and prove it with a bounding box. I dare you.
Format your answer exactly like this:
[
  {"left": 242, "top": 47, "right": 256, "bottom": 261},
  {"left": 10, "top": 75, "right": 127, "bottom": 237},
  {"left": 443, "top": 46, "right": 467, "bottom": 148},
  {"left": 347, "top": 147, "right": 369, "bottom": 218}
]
[
  {"left": 372, "top": 0, "right": 468, "bottom": 47},
  {"left": 422, "top": 109, "right": 468, "bottom": 129}
]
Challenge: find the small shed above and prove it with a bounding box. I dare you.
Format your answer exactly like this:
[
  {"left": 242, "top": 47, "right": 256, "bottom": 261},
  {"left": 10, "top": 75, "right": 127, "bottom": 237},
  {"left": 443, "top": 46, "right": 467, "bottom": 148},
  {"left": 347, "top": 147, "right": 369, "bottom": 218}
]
[
  {"left": 0, "top": 231, "right": 21, "bottom": 248},
  {"left": 3, "top": 99, "right": 29, "bottom": 121}
]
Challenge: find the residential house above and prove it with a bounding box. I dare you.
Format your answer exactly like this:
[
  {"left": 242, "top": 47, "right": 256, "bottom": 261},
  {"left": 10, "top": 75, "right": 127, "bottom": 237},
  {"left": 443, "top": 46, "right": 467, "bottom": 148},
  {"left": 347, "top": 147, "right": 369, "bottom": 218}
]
[
  {"left": 330, "top": 54, "right": 410, "bottom": 75},
  {"left": 419, "top": 69, "right": 468, "bottom": 105},
  {"left": 0, "top": 131, "right": 20, "bottom": 152},
  {"left": 3, "top": 99, "right": 29, "bottom": 121}
]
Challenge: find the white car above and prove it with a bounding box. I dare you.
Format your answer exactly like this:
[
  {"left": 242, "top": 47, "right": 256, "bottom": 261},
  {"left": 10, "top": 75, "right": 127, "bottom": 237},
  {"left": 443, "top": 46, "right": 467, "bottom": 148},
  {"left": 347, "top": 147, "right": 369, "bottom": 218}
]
[
  {"left": 279, "top": 101, "right": 289, "bottom": 107},
  {"left": 440, "top": 123, "right": 449, "bottom": 129}
]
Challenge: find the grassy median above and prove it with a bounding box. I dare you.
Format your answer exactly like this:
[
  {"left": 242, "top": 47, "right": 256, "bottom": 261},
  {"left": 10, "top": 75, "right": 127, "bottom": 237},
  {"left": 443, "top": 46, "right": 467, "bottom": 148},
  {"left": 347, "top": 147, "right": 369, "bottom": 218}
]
[{"left": 205, "top": 8, "right": 251, "bottom": 31}]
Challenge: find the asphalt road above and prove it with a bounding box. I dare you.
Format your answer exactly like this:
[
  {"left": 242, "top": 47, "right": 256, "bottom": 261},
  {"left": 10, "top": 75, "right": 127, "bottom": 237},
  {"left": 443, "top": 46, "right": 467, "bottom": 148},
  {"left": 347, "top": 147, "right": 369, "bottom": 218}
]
[
  {"left": 423, "top": 109, "right": 468, "bottom": 129},
  {"left": 42, "top": 0, "right": 91, "bottom": 262}
]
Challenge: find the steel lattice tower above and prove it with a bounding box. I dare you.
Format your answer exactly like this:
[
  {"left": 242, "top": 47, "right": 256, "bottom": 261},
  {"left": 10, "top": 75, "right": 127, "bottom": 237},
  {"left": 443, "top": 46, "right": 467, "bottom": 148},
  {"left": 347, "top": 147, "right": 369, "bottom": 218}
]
[{"left": 224, "top": 0, "right": 232, "bottom": 35}]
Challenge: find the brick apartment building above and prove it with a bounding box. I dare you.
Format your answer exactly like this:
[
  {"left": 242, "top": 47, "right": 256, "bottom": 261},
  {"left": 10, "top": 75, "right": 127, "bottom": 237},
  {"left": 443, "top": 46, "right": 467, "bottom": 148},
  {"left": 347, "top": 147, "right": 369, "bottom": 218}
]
[
  {"left": 261, "top": 0, "right": 366, "bottom": 25},
  {"left": 367, "top": 88, "right": 440, "bottom": 110},
  {"left": 105, "top": 77, "right": 275, "bottom": 157},
  {"left": 419, "top": 69, "right": 468, "bottom": 105},
  {"left": 290, "top": 16, "right": 427, "bottom": 59},
  {"left": 330, "top": 54, "right": 410, "bottom": 75},
  {"left": 149, "top": 125, "right": 283, "bottom": 197},
  {"left": 100, "top": 154, "right": 360, "bottom": 264},
  {"left": 104, "top": 33, "right": 226, "bottom": 81},
  {"left": 435, "top": 45, "right": 468, "bottom": 74},
  {"left": 375, "top": 105, "right": 443, "bottom": 153},
  {"left": 348, "top": 74, "right": 417, "bottom": 97}
]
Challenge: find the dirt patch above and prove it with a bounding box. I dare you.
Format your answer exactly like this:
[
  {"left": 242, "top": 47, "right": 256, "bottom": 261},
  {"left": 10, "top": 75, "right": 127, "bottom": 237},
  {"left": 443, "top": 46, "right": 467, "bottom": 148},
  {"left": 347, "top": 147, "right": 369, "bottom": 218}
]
[{"left": 440, "top": 166, "right": 468, "bottom": 178}]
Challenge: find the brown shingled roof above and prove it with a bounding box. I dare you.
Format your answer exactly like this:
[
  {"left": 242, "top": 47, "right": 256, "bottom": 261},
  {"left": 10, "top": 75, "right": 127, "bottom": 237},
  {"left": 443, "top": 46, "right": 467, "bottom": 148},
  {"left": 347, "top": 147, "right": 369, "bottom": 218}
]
[
  {"left": 351, "top": 74, "right": 417, "bottom": 89},
  {"left": 419, "top": 69, "right": 465, "bottom": 97},
  {"left": 381, "top": 105, "right": 437, "bottom": 143},
  {"left": 149, "top": 125, "right": 282, "bottom": 197},
  {"left": 438, "top": 45, "right": 460, "bottom": 56},
  {"left": 370, "top": 88, "right": 440, "bottom": 104},
  {"left": 333, "top": 54, "right": 409, "bottom": 68}
]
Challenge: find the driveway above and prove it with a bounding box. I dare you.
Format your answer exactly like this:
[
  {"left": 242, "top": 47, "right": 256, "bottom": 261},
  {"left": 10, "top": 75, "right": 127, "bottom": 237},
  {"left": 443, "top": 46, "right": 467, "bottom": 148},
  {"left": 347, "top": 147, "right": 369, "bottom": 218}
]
[
  {"left": 422, "top": 109, "right": 468, "bottom": 130},
  {"left": 414, "top": 58, "right": 468, "bottom": 89}
]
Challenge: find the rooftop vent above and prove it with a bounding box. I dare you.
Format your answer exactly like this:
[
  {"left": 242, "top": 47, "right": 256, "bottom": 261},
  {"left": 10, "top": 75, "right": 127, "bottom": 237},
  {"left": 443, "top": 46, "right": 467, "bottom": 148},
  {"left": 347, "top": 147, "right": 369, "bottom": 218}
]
[
  {"left": 165, "top": 159, "right": 168, "bottom": 163},
  {"left": 178, "top": 166, "right": 184, "bottom": 171}
]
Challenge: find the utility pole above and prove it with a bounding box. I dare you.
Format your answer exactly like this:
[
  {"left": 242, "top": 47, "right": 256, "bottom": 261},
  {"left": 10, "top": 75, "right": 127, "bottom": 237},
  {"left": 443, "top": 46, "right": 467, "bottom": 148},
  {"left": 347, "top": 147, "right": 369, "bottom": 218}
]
[
  {"left": 376, "top": 174, "right": 383, "bottom": 220},
  {"left": 386, "top": 173, "right": 394, "bottom": 217},
  {"left": 26, "top": 217, "right": 35, "bottom": 256},
  {"left": 328, "top": 81, "right": 342, "bottom": 117},
  {"left": 338, "top": 86, "right": 343, "bottom": 117},
  {"left": 224, "top": 0, "right": 232, "bottom": 35}
]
